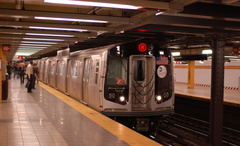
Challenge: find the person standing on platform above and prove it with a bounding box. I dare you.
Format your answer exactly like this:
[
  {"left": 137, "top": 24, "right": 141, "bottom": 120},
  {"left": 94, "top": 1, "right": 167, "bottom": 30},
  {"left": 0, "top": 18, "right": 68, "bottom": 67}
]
[
  {"left": 7, "top": 62, "right": 12, "bottom": 79},
  {"left": 25, "top": 61, "right": 33, "bottom": 93},
  {"left": 34, "top": 63, "right": 39, "bottom": 84},
  {"left": 32, "top": 63, "right": 38, "bottom": 89},
  {"left": 19, "top": 64, "right": 25, "bottom": 84}
]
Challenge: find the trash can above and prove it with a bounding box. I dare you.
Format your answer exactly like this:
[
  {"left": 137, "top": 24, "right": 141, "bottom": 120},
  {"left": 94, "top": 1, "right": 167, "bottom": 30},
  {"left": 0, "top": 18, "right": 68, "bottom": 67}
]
[{"left": 2, "top": 74, "right": 8, "bottom": 100}]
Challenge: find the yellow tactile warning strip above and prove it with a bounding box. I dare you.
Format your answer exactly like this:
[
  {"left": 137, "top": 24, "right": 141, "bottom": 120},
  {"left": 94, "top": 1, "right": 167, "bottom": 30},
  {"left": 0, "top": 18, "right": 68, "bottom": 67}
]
[{"left": 39, "top": 82, "right": 162, "bottom": 146}]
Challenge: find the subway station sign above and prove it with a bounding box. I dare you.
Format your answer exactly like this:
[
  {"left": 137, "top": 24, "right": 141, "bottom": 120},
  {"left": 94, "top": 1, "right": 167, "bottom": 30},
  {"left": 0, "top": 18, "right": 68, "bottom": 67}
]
[{"left": 2, "top": 45, "right": 11, "bottom": 52}]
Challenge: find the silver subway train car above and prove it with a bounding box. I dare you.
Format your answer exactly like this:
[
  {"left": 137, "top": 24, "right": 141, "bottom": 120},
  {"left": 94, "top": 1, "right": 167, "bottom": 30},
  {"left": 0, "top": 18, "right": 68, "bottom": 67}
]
[{"left": 36, "top": 41, "right": 174, "bottom": 130}]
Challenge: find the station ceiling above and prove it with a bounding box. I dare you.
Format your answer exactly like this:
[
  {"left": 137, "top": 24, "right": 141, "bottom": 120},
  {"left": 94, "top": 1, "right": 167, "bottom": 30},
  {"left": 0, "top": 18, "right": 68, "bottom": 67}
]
[{"left": 0, "top": 0, "right": 240, "bottom": 61}]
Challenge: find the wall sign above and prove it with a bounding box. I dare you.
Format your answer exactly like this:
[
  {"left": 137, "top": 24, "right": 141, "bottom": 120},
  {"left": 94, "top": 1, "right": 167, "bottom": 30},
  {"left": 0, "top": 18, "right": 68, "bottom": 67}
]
[{"left": 3, "top": 45, "right": 11, "bottom": 52}]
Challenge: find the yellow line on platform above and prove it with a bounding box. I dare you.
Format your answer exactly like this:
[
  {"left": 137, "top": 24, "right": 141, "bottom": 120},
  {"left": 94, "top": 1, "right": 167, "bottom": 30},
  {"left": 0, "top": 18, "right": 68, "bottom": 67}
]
[{"left": 39, "top": 82, "right": 161, "bottom": 146}]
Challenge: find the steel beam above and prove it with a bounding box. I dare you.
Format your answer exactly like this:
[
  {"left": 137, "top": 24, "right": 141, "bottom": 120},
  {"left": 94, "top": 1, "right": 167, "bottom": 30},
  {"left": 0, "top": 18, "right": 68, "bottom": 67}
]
[
  {"left": 0, "top": 20, "right": 114, "bottom": 32},
  {"left": 209, "top": 38, "right": 225, "bottom": 146},
  {"left": 0, "top": 8, "right": 130, "bottom": 24}
]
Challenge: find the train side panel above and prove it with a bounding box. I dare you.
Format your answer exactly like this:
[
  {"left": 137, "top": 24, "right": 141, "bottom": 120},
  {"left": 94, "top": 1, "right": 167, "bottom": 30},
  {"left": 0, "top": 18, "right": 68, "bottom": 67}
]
[
  {"left": 44, "top": 58, "right": 52, "bottom": 84},
  {"left": 69, "top": 56, "right": 83, "bottom": 101},
  {"left": 86, "top": 51, "right": 106, "bottom": 111},
  {"left": 49, "top": 57, "right": 57, "bottom": 87},
  {"left": 70, "top": 48, "right": 109, "bottom": 111}
]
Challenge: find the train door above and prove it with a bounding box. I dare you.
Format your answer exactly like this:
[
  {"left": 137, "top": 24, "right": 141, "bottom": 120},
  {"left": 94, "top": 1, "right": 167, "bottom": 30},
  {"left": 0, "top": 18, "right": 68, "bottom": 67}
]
[
  {"left": 47, "top": 61, "right": 51, "bottom": 84},
  {"left": 81, "top": 58, "right": 91, "bottom": 104},
  {"left": 89, "top": 57, "right": 101, "bottom": 110},
  {"left": 66, "top": 59, "right": 71, "bottom": 95},
  {"left": 55, "top": 60, "right": 59, "bottom": 88},
  {"left": 129, "top": 55, "right": 155, "bottom": 111},
  {"left": 42, "top": 61, "right": 45, "bottom": 81}
]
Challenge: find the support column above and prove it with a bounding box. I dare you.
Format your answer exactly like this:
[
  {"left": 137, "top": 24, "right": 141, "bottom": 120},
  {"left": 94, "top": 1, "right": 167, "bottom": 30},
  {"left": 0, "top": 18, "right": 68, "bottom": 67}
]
[
  {"left": 209, "top": 39, "right": 225, "bottom": 146},
  {"left": 0, "top": 44, "right": 8, "bottom": 103},
  {"left": 187, "top": 60, "right": 195, "bottom": 89}
]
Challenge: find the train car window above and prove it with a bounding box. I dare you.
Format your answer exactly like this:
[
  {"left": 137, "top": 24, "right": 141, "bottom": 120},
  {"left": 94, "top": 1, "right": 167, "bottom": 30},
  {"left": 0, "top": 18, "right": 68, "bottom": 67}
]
[
  {"left": 51, "top": 63, "right": 55, "bottom": 75},
  {"left": 73, "top": 67, "right": 77, "bottom": 77},
  {"left": 94, "top": 59, "right": 100, "bottom": 84},
  {"left": 73, "top": 61, "right": 79, "bottom": 78},
  {"left": 73, "top": 66, "right": 78, "bottom": 78},
  {"left": 106, "top": 59, "right": 127, "bottom": 85},
  {"left": 83, "top": 59, "right": 90, "bottom": 81},
  {"left": 134, "top": 60, "right": 145, "bottom": 81},
  {"left": 60, "top": 62, "right": 65, "bottom": 75}
]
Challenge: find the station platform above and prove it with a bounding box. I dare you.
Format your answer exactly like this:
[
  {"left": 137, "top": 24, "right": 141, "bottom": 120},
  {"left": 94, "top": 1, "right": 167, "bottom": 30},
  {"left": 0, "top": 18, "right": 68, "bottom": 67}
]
[
  {"left": 174, "top": 83, "right": 240, "bottom": 106},
  {"left": 0, "top": 78, "right": 161, "bottom": 146}
]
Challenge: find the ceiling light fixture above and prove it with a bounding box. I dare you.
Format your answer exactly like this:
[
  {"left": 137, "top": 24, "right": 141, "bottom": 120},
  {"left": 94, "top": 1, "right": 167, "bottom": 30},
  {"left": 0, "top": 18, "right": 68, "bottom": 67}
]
[
  {"left": 23, "top": 38, "right": 64, "bottom": 41},
  {"left": 30, "top": 26, "right": 88, "bottom": 32},
  {"left": 26, "top": 33, "right": 74, "bottom": 37},
  {"left": 35, "top": 16, "right": 108, "bottom": 23},
  {"left": 18, "top": 48, "right": 44, "bottom": 50},
  {"left": 21, "top": 41, "right": 57, "bottom": 44},
  {"left": 156, "top": 11, "right": 164, "bottom": 16},
  {"left": 44, "top": 0, "right": 141, "bottom": 10},
  {"left": 20, "top": 44, "right": 52, "bottom": 47},
  {"left": 171, "top": 52, "right": 181, "bottom": 56},
  {"left": 202, "top": 49, "right": 212, "bottom": 54},
  {"left": 18, "top": 46, "right": 48, "bottom": 49},
  {"left": 15, "top": 52, "right": 39, "bottom": 56}
]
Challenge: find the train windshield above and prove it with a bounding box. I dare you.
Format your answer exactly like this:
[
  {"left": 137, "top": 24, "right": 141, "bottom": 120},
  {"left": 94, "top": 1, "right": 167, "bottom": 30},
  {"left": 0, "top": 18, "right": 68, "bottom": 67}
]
[{"left": 106, "top": 59, "right": 127, "bottom": 85}]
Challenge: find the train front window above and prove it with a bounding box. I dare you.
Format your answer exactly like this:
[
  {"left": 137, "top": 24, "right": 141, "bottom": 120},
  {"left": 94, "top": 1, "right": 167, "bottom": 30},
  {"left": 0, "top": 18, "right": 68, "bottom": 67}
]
[
  {"left": 134, "top": 60, "right": 145, "bottom": 81},
  {"left": 106, "top": 59, "right": 127, "bottom": 85}
]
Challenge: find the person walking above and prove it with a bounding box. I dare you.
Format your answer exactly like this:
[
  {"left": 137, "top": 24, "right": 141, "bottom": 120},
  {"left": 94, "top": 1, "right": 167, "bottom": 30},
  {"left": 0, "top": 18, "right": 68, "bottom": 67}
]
[
  {"left": 19, "top": 64, "right": 25, "bottom": 84},
  {"left": 25, "top": 61, "right": 33, "bottom": 93}
]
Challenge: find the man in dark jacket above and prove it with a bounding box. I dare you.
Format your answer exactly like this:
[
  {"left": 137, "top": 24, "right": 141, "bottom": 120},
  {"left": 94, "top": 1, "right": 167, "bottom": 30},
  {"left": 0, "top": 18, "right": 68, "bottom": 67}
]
[{"left": 19, "top": 64, "right": 25, "bottom": 84}]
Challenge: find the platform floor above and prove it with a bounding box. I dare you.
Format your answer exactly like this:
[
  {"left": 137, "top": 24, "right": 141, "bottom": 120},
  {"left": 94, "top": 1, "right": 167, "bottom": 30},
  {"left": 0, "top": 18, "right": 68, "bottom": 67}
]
[
  {"left": 0, "top": 78, "right": 161, "bottom": 146},
  {"left": 175, "top": 83, "right": 240, "bottom": 105}
]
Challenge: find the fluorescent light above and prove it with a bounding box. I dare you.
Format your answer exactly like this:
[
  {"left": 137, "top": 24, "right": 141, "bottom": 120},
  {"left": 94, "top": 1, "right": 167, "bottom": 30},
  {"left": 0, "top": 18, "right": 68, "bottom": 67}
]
[
  {"left": 15, "top": 51, "right": 39, "bottom": 55},
  {"left": 202, "top": 49, "right": 212, "bottom": 54},
  {"left": 20, "top": 44, "right": 52, "bottom": 47},
  {"left": 21, "top": 41, "right": 57, "bottom": 44},
  {"left": 18, "top": 48, "right": 43, "bottom": 50},
  {"left": 30, "top": 26, "right": 87, "bottom": 32},
  {"left": 172, "top": 52, "right": 180, "bottom": 56},
  {"left": 26, "top": 33, "right": 74, "bottom": 37},
  {"left": 159, "top": 51, "right": 164, "bottom": 55},
  {"left": 18, "top": 46, "right": 48, "bottom": 49},
  {"left": 225, "top": 56, "right": 239, "bottom": 58},
  {"left": 44, "top": 0, "right": 141, "bottom": 10},
  {"left": 156, "top": 12, "right": 164, "bottom": 16},
  {"left": 35, "top": 17, "right": 107, "bottom": 24},
  {"left": 23, "top": 38, "right": 64, "bottom": 41}
]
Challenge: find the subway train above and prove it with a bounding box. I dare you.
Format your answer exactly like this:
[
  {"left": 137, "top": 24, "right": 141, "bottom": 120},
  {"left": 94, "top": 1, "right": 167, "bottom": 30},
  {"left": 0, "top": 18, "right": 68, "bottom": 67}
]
[{"left": 35, "top": 41, "right": 174, "bottom": 131}]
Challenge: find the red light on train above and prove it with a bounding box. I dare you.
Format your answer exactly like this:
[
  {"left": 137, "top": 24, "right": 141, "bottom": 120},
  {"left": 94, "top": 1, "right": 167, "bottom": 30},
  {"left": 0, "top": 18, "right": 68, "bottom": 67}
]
[
  {"left": 138, "top": 43, "right": 147, "bottom": 52},
  {"left": 137, "top": 29, "right": 148, "bottom": 32}
]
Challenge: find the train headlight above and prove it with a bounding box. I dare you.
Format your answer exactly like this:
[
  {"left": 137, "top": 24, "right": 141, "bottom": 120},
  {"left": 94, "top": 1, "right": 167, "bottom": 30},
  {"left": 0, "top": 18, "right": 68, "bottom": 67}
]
[
  {"left": 119, "top": 95, "right": 125, "bottom": 102},
  {"left": 155, "top": 95, "right": 162, "bottom": 102}
]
